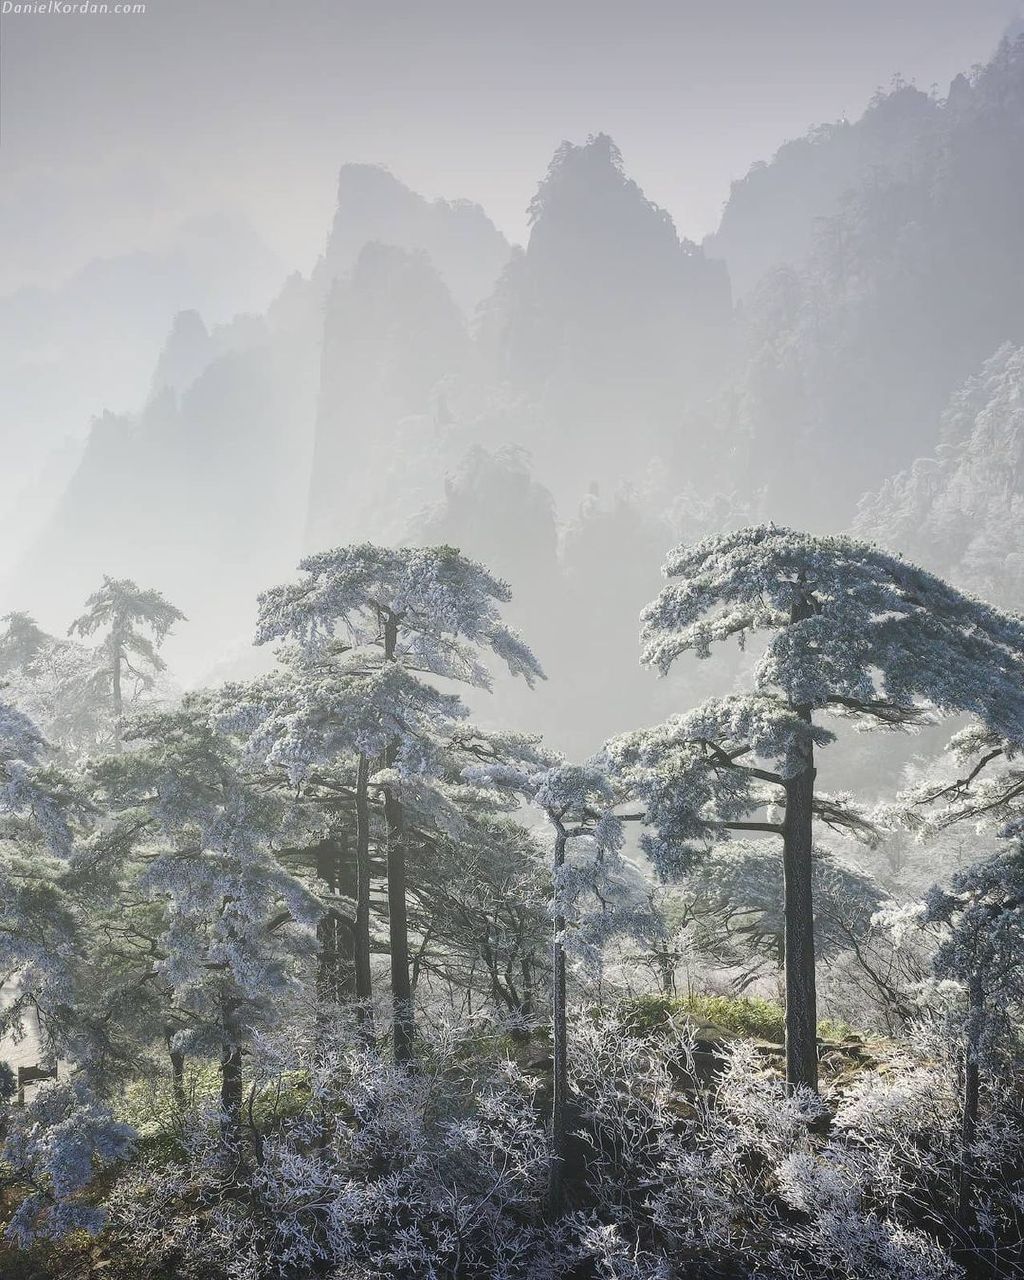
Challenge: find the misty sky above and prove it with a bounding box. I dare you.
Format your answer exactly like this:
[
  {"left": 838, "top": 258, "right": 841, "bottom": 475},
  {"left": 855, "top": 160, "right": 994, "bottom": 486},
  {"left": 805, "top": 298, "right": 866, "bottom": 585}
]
[{"left": 0, "top": 0, "right": 1018, "bottom": 295}]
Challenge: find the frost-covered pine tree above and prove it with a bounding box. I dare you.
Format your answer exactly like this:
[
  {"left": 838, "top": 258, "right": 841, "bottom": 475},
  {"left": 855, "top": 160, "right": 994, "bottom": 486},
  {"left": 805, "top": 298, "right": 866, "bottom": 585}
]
[
  {"left": 68, "top": 578, "right": 185, "bottom": 752},
  {"left": 255, "top": 543, "right": 542, "bottom": 1062},
  {"left": 91, "top": 697, "right": 321, "bottom": 1122},
  {"left": 908, "top": 718, "right": 1024, "bottom": 847},
  {"left": 916, "top": 847, "right": 1024, "bottom": 1227},
  {"left": 0, "top": 697, "right": 146, "bottom": 1073},
  {"left": 0, "top": 700, "right": 142, "bottom": 1244},
  {"left": 464, "top": 752, "right": 654, "bottom": 1213},
  {"left": 609, "top": 525, "right": 1024, "bottom": 1089},
  {"left": 0, "top": 612, "right": 50, "bottom": 675},
  {"left": 0, "top": 699, "right": 81, "bottom": 1053},
  {"left": 218, "top": 643, "right": 474, "bottom": 1031},
  {"left": 0, "top": 612, "right": 111, "bottom": 759}
]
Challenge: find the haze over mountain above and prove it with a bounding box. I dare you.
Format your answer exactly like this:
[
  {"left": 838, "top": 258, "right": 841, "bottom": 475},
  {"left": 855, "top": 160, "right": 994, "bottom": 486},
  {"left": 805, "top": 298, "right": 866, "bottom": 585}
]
[
  {"left": 0, "top": 213, "right": 285, "bottom": 491},
  {"left": 7, "top": 28, "right": 1024, "bottom": 759},
  {"left": 719, "top": 44, "right": 1024, "bottom": 526}
]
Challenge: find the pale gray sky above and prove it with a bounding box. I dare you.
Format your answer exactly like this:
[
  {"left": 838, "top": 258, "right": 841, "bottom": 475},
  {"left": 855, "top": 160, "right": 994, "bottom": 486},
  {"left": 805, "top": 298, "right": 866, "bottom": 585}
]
[{"left": 0, "top": 0, "right": 1017, "bottom": 291}]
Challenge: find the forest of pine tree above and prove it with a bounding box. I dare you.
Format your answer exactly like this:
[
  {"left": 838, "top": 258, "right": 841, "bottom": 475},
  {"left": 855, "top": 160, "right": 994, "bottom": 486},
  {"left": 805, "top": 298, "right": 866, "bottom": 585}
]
[{"left": 4, "top": 12, "right": 1024, "bottom": 1280}]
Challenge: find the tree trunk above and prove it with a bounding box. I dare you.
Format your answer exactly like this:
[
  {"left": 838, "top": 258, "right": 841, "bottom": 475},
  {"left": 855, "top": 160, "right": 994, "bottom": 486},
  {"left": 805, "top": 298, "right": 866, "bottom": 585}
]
[
  {"left": 957, "top": 973, "right": 984, "bottom": 1229},
  {"left": 381, "top": 613, "right": 414, "bottom": 1065},
  {"left": 782, "top": 746, "right": 818, "bottom": 1091},
  {"left": 520, "top": 951, "right": 534, "bottom": 1021},
  {"left": 164, "top": 1026, "right": 186, "bottom": 1109},
  {"left": 782, "top": 588, "right": 819, "bottom": 1092},
  {"left": 548, "top": 827, "right": 568, "bottom": 1218},
  {"left": 220, "top": 1041, "right": 243, "bottom": 1128},
  {"left": 657, "top": 947, "right": 676, "bottom": 997},
  {"left": 111, "top": 646, "right": 124, "bottom": 754},
  {"left": 353, "top": 753, "right": 374, "bottom": 1032},
  {"left": 317, "top": 908, "right": 353, "bottom": 1004},
  {"left": 315, "top": 838, "right": 354, "bottom": 1009},
  {"left": 383, "top": 783, "right": 414, "bottom": 1064}
]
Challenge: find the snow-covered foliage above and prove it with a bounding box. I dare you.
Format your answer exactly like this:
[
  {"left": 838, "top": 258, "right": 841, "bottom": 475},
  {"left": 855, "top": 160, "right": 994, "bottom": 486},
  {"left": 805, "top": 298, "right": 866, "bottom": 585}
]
[
  {"left": 640, "top": 526, "right": 1024, "bottom": 737},
  {"left": 255, "top": 542, "right": 543, "bottom": 690},
  {"left": 606, "top": 525, "right": 1024, "bottom": 1090},
  {"left": 0, "top": 697, "right": 80, "bottom": 857},
  {"left": 0, "top": 700, "right": 133, "bottom": 1072},
  {"left": 463, "top": 758, "right": 657, "bottom": 966},
  {"left": 920, "top": 845, "right": 1024, "bottom": 1056},
  {"left": 2, "top": 1079, "right": 135, "bottom": 1247},
  {"left": 68, "top": 577, "right": 185, "bottom": 673},
  {"left": 679, "top": 840, "right": 889, "bottom": 980},
  {"left": 63, "top": 578, "right": 185, "bottom": 753},
  {"left": 3, "top": 535, "right": 1024, "bottom": 1276},
  {"left": 906, "top": 724, "right": 1024, "bottom": 843},
  {"left": 610, "top": 525, "right": 1024, "bottom": 875},
  {"left": 607, "top": 695, "right": 842, "bottom": 873},
  {"left": 81, "top": 1011, "right": 1024, "bottom": 1280},
  {"left": 105, "top": 1025, "right": 553, "bottom": 1280},
  {"left": 244, "top": 544, "right": 547, "bottom": 878},
  {"left": 222, "top": 652, "right": 466, "bottom": 790},
  {"left": 88, "top": 697, "right": 322, "bottom": 1076}
]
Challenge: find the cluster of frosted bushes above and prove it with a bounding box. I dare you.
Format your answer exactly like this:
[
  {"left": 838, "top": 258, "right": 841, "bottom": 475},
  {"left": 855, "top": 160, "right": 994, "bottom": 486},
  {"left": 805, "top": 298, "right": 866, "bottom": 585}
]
[{"left": 8, "top": 1011, "right": 1020, "bottom": 1280}]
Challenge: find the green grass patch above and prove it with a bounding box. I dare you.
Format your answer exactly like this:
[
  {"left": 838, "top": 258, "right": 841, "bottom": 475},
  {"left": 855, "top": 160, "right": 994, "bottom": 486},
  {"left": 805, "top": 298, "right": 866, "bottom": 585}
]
[{"left": 622, "top": 994, "right": 860, "bottom": 1043}]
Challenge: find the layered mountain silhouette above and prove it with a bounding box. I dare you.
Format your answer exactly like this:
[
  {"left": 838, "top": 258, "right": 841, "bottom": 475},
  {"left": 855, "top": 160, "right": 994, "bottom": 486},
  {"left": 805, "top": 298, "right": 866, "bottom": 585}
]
[
  {"left": 0, "top": 213, "right": 285, "bottom": 488},
  {"left": 9, "top": 35, "right": 1024, "bottom": 749},
  {"left": 718, "top": 41, "right": 1024, "bottom": 525},
  {"left": 704, "top": 79, "right": 941, "bottom": 301},
  {"left": 314, "top": 163, "right": 511, "bottom": 315}
]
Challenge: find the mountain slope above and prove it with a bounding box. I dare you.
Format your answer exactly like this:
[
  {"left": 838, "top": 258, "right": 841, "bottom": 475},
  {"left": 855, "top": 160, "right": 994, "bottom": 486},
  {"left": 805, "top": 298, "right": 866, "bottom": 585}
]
[
  {"left": 720, "top": 39, "right": 1024, "bottom": 528},
  {"left": 854, "top": 342, "right": 1024, "bottom": 608},
  {"left": 314, "top": 163, "right": 511, "bottom": 314}
]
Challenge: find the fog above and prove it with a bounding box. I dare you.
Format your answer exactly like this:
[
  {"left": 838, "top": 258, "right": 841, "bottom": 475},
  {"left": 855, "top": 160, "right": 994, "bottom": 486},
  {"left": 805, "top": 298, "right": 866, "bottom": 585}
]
[
  {"left": 3, "top": 0, "right": 1020, "bottom": 745},
  {"left": 7, "top": 8, "right": 1024, "bottom": 1269}
]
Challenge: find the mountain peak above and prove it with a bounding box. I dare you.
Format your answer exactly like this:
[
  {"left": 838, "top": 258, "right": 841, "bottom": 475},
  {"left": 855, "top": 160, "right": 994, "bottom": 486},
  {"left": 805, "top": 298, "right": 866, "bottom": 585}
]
[
  {"left": 317, "top": 163, "right": 510, "bottom": 314},
  {"left": 527, "top": 133, "right": 675, "bottom": 246},
  {"left": 149, "top": 309, "right": 213, "bottom": 399}
]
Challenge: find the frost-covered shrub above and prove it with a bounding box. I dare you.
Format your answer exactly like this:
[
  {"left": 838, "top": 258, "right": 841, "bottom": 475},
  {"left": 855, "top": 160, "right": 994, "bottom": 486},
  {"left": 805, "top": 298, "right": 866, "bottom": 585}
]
[
  {"left": 568, "top": 1013, "right": 1022, "bottom": 1280},
  {"left": 106, "top": 1027, "right": 553, "bottom": 1280},
  {"left": 14, "top": 1011, "right": 1023, "bottom": 1280},
  {"left": 2, "top": 1079, "right": 136, "bottom": 1246}
]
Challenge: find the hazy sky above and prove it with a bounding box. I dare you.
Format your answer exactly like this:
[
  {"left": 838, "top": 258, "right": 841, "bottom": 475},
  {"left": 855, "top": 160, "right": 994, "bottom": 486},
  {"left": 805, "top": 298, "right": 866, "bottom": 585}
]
[{"left": 0, "top": 0, "right": 1018, "bottom": 293}]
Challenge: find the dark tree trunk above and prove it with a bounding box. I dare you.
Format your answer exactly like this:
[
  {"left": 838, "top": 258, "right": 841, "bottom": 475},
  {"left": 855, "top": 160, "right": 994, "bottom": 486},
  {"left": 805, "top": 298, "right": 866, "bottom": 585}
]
[
  {"left": 521, "top": 951, "right": 534, "bottom": 1020},
  {"left": 548, "top": 827, "right": 568, "bottom": 1218},
  {"left": 315, "top": 837, "right": 355, "bottom": 1008},
  {"left": 317, "top": 908, "right": 355, "bottom": 1003},
  {"left": 657, "top": 948, "right": 676, "bottom": 997},
  {"left": 220, "top": 1041, "right": 243, "bottom": 1127},
  {"left": 111, "top": 647, "right": 124, "bottom": 754},
  {"left": 353, "top": 753, "right": 374, "bottom": 1030},
  {"left": 384, "top": 783, "right": 414, "bottom": 1063},
  {"left": 957, "top": 973, "right": 984, "bottom": 1229},
  {"left": 165, "top": 1026, "right": 186, "bottom": 1109},
  {"left": 782, "top": 587, "right": 819, "bottom": 1092},
  {"left": 782, "top": 743, "right": 818, "bottom": 1091},
  {"left": 382, "top": 612, "right": 414, "bottom": 1065}
]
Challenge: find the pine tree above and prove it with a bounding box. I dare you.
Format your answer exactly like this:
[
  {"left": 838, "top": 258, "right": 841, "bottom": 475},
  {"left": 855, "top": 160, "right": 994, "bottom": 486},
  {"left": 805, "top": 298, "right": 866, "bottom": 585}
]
[
  {"left": 68, "top": 578, "right": 185, "bottom": 752},
  {"left": 920, "top": 848, "right": 1024, "bottom": 1230},
  {"left": 464, "top": 753, "right": 653, "bottom": 1214},
  {"left": 609, "top": 526, "right": 1024, "bottom": 1089},
  {"left": 255, "top": 544, "right": 542, "bottom": 1062},
  {"left": 90, "top": 697, "right": 321, "bottom": 1123}
]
